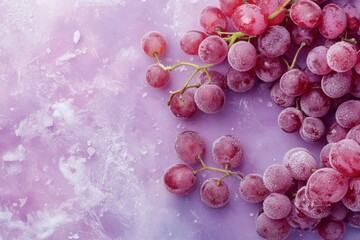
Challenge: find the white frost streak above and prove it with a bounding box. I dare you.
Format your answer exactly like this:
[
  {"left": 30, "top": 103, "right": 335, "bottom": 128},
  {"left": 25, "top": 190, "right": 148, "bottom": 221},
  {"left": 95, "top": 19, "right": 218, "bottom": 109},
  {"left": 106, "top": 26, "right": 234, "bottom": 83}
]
[{"left": 2, "top": 145, "right": 26, "bottom": 162}]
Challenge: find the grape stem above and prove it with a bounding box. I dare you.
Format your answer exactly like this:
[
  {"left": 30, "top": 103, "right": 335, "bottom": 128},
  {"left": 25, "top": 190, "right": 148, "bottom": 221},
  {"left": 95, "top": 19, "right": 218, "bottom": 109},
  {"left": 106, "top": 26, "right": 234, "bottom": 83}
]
[
  {"left": 288, "top": 41, "right": 307, "bottom": 70},
  {"left": 193, "top": 155, "right": 244, "bottom": 182},
  {"left": 268, "top": 0, "right": 292, "bottom": 20}
]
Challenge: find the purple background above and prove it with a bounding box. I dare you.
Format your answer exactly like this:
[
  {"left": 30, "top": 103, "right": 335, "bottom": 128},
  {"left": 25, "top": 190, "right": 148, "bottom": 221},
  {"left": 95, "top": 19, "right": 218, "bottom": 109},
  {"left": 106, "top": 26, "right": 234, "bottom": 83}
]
[{"left": 0, "top": 0, "right": 359, "bottom": 239}]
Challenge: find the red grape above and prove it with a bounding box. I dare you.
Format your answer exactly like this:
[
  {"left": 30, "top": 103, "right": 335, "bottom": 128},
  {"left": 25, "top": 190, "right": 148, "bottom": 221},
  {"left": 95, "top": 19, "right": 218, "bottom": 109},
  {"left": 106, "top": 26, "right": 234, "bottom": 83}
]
[
  {"left": 346, "top": 124, "right": 360, "bottom": 145},
  {"left": 256, "top": 212, "right": 291, "bottom": 240},
  {"left": 270, "top": 81, "right": 296, "bottom": 107},
  {"left": 198, "top": 70, "right": 227, "bottom": 92},
  {"left": 226, "top": 67, "right": 257, "bottom": 93},
  {"left": 343, "top": 3, "right": 360, "bottom": 31},
  {"left": 212, "top": 135, "right": 243, "bottom": 169},
  {"left": 303, "top": 67, "right": 322, "bottom": 86},
  {"left": 227, "top": 41, "right": 257, "bottom": 72},
  {"left": 200, "top": 178, "right": 230, "bottom": 208},
  {"left": 329, "top": 201, "right": 348, "bottom": 221},
  {"left": 169, "top": 89, "right": 197, "bottom": 119},
  {"left": 317, "top": 219, "right": 346, "bottom": 240},
  {"left": 290, "top": 0, "right": 322, "bottom": 29},
  {"left": 300, "top": 117, "right": 325, "bottom": 142},
  {"left": 322, "top": 71, "right": 353, "bottom": 99},
  {"left": 145, "top": 64, "right": 170, "bottom": 88},
  {"left": 306, "top": 46, "right": 332, "bottom": 75},
  {"left": 335, "top": 100, "right": 360, "bottom": 129},
  {"left": 280, "top": 69, "right": 309, "bottom": 97},
  {"left": 277, "top": 107, "right": 304, "bottom": 133},
  {"left": 198, "top": 36, "right": 228, "bottom": 64},
  {"left": 164, "top": 163, "right": 196, "bottom": 195},
  {"left": 327, "top": 41, "right": 357, "bottom": 73},
  {"left": 290, "top": 23, "right": 318, "bottom": 46},
  {"left": 141, "top": 31, "right": 167, "bottom": 57},
  {"left": 330, "top": 139, "right": 360, "bottom": 177},
  {"left": 287, "top": 202, "right": 320, "bottom": 230},
  {"left": 320, "top": 143, "right": 334, "bottom": 168},
  {"left": 180, "top": 30, "right": 207, "bottom": 55},
  {"left": 300, "top": 88, "right": 331, "bottom": 118},
  {"left": 194, "top": 84, "right": 225, "bottom": 114},
  {"left": 219, "top": 0, "right": 243, "bottom": 17},
  {"left": 239, "top": 173, "right": 269, "bottom": 203},
  {"left": 263, "top": 164, "right": 293, "bottom": 193},
  {"left": 326, "top": 123, "right": 348, "bottom": 143},
  {"left": 175, "top": 131, "right": 205, "bottom": 165},
  {"left": 345, "top": 210, "right": 360, "bottom": 228},
  {"left": 283, "top": 148, "right": 317, "bottom": 181},
  {"left": 231, "top": 4, "right": 268, "bottom": 36},
  {"left": 263, "top": 193, "right": 292, "bottom": 220},
  {"left": 255, "top": 54, "right": 285, "bottom": 82},
  {"left": 351, "top": 72, "right": 360, "bottom": 98},
  {"left": 199, "top": 6, "right": 228, "bottom": 34},
  {"left": 257, "top": 25, "right": 291, "bottom": 58},
  {"left": 342, "top": 177, "right": 360, "bottom": 212},
  {"left": 318, "top": 3, "right": 347, "bottom": 39}
]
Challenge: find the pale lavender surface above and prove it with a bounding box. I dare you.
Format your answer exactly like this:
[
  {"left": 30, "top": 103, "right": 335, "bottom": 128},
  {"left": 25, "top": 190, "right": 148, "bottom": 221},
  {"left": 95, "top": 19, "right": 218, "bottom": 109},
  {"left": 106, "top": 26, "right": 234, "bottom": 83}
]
[{"left": 0, "top": 0, "right": 359, "bottom": 239}]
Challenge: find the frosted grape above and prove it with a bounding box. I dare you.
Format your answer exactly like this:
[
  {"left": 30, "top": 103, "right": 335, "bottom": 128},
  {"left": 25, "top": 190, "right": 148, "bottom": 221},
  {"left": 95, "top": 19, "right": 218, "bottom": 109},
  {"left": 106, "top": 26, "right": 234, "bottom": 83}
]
[
  {"left": 279, "top": 69, "right": 309, "bottom": 97},
  {"left": 327, "top": 41, "right": 357, "bottom": 73},
  {"left": 239, "top": 173, "right": 269, "bottom": 203},
  {"left": 300, "top": 88, "right": 331, "bottom": 118},
  {"left": 257, "top": 25, "right": 291, "bottom": 58},
  {"left": 342, "top": 177, "right": 360, "bottom": 212},
  {"left": 194, "top": 84, "right": 225, "bottom": 114},
  {"left": 199, "top": 6, "right": 228, "bottom": 34},
  {"left": 219, "top": 0, "right": 243, "bottom": 17},
  {"left": 306, "top": 46, "right": 332, "bottom": 75},
  {"left": 346, "top": 124, "right": 360, "bottom": 145},
  {"left": 335, "top": 100, "right": 360, "bottom": 129},
  {"left": 318, "top": 3, "right": 347, "bottom": 39},
  {"left": 141, "top": 31, "right": 167, "bottom": 57},
  {"left": 270, "top": 81, "right": 296, "bottom": 107},
  {"left": 283, "top": 148, "right": 317, "bottom": 181},
  {"left": 287, "top": 203, "right": 320, "bottom": 230},
  {"left": 277, "top": 107, "right": 304, "bottom": 133},
  {"left": 180, "top": 30, "right": 207, "bottom": 55},
  {"left": 263, "top": 164, "right": 293, "bottom": 193},
  {"left": 329, "top": 201, "right": 348, "bottom": 221},
  {"left": 174, "top": 131, "right": 205, "bottom": 165},
  {"left": 170, "top": 89, "right": 197, "bottom": 119},
  {"left": 198, "top": 70, "right": 227, "bottom": 92},
  {"left": 345, "top": 210, "right": 360, "bottom": 229},
  {"left": 263, "top": 193, "right": 291, "bottom": 220},
  {"left": 300, "top": 117, "right": 325, "bottom": 142},
  {"left": 290, "top": 0, "right": 321, "bottom": 28},
  {"left": 320, "top": 143, "right": 334, "bottom": 168},
  {"left": 231, "top": 4, "right": 268, "bottom": 36},
  {"left": 164, "top": 163, "right": 196, "bottom": 195},
  {"left": 198, "top": 36, "right": 228, "bottom": 64},
  {"left": 254, "top": 54, "right": 285, "bottom": 82},
  {"left": 145, "top": 64, "right": 170, "bottom": 88},
  {"left": 290, "top": 23, "right": 318, "bottom": 46},
  {"left": 326, "top": 123, "right": 348, "bottom": 143},
  {"left": 322, "top": 70, "right": 353, "bottom": 99},
  {"left": 200, "top": 178, "right": 230, "bottom": 208},
  {"left": 226, "top": 67, "right": 257, "bottom": 93},
  {"left": 256, "top": 212, "right": 291, "bottom": 240},
  {"left": 227, "top": 41, "right": 256, "bottom": 72},
  {"left": 212, "top": 135, "right": 243, "bottom": 169},
  {"left": 317, "top": 219, "right": 346, "bottom": 240},
  {"left": 343, "top": 3, "right": 360, "bottom": 31},
  {"left": 329, "top": 139, "right": 360, "bottom": 177}
]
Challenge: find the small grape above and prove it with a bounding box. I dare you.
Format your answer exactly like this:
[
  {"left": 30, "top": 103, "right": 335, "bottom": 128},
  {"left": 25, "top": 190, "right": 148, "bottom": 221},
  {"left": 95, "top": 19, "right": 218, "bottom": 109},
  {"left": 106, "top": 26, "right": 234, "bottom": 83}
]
[
  {"left": 169, "top": 89, "right": 197, "bottom": 119},
  {"left": 290, "top": 23, "right": 318, "bottom": 46},
  {"left": 277, "top": 107, "right": 304, "bottom": 133},
  {"left": 300, "top": 117, "right": 325, "bottom": 142},
  {"left": 270, "top": 81, "right": 296, "bottom": 107},
  {"left": 263, "top": 164, "right": 293, "bottom": 193},
  {"left": 287, "top": 202, "right": 320, "bottom": 230},
  {"left": 198, "top": 70, "right": 227, "bottom": 92},
  {"left": 256, "top": 212, "right": 291, "bottom": 240},
  {"left": 227, "top": 41, "right": 257, "bottom": 72},
  {"left": 327, "top": 41, "right": 357, "bottom": 73},
  {"left": 219, "top": 0, "right": 243, "bottom": 17},
  {"left": 283, "top": 148, "right": 317, "bottom": 181},
  {"left": 257, "top": 25, "right": 291, "bottom": 58},
  {"left": 141, "top": 31, "right": 167, "bottom": 57},
  {"left": 200, "top": 178, "right": 230, "bottom": 208},
  {"left": 326, "top": 123, "right": 348, "bottom": 143},
  {"left": 226, "top": 67, "right": 257, "bottom": 93},
  {"left": 280, "top": 69, "right": 309, "bottom": 97},
  {"left": 342, "top": 177, "right": 360, "bottom": 212},
  {"left": 212, "top": 135, "right": 243, "bottom": 169},
  {"left": 164, "top": 163, "right": 196, "bottom": 195},
  {"left": 345, "top": 210, "right": 360, "bottom": 228},
  {"left": 343, "top": 3, "right": 360, "bottom": 31},
  {"left": 321, "top": 71, "right": 353, "bottom": 99},
  {"left": 174, "top": 131, "right": 205, "bottom": 165},
  {"left": 346, "top": 124, "right": 360, "bottom": 145},
  {"left": 199, "top": 6, "right": 228, "bottom": 34},
  {"left": 329, "top": 201, "right": 348, "bottom": 221},
  {"left": 255, "top": 54, "right": 285, "bottom": 82},
  {"left": 330, "top": 139, "right": 360, "bottom": 177},
  {"left": 231, "top": 4, "right": 268, "bottom": 36},
  {"left": 303, "top": 67, "right": 322, "bottom": 86},
  {"left": 290, "top": 0, "right": 322, "bottom": 28},
  {"left": 317, "top": 219, "right": 346, "bottom": 240},
  {"left": 318, "top": 3, "right": 347, "bottom": 39},
  {"left": 335, "top": 100, "right": 360, "bottom": 129},
  {"left": 320, "top": 143, "right": 334, "bottom": 168},
  {"left": 263, "top": 193, "right": 292, "bottom": 220},
  {"left": 194, "top": 84, "right": 225, "bottom": 114},
  {"left": 239, "top": 173, "right": 269, "bottom": 203},
  {"left": 306, "top": 46, "right": 332, "bottom": 75},
  {"left": 198, "top": 36, "right": 228, "bottom": 64},
  {"left": 145, "top": 64, "right": 170, "bottom": 88},
  {"left": 180, "top": 30, "right": 207, "bottom": 55},
  {"left": 300, "top": 88, "right": 331, "bottom": 118}
]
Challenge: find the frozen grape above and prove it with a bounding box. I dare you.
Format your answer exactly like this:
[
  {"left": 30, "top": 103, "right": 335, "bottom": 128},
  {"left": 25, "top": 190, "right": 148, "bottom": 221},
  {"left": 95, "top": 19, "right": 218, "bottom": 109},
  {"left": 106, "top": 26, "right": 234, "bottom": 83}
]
[
  {"left": 327, "top": 41, "right": 357, "bottom": 73},
  {"left": 170, "top": 89, "right": 197, "bottom": 119},
  {"left": 300, "top": 117, "right": 325, "bottom": 142},
  {"left": 318, "top": 3, "right": 347, "bottom": 39},
  {"left": 290, "top": 23, "right": 318, "bottom": 46},
  {"left": 277, "top": 107, "right": 304, "bottom": 133},
  {"left": 255, "top": 54, "right": 285, "bottom": 82},
  {"left": 280, "top": 69, "right": 309, "bottom": 97},
  {"left": 270, "top": 81, "right": 296, "bottom": 107},
  {"left": 198, "top": 70, "right": 227, "bottom": 92},
  {"left": 226, "top": 67, "right": 257, "bottom": 93},
  {"left": 199, "top": 6, "right": 228, "bottom": 34},
  {"left": 306, "top": 46, "right": 332, "bottom": 75},
  {"left": 257, "top": 25, "right": 291, "bottom": 58},
  {"left": 263, "top": 193, "right": 291, "bottom": 220},
  {"left": 346, "top": 124, "right": 360, "bottom": 145},
  {"left": 320, "top": 143, "right": 334, "bottom": 168},
  {"left": 198, "top": 36, "right": 228, "bottom": 64},
  {"left": 326, "top": 123, "right": 348, "bottom": 143},
  {"left": 342, "top": 177, "right": 360, "bottom": 212},
  {"left": 330, "top": 139, "right": 360, "bottom": 177},
  {"left": 175, "top": 131, "right": 205, "bottom": 165},
  {"left": 351, "top": 72, "right": 360, "bottom": 98},
  {"left": 322, "top": 70, "right": 353, "bottom": 99},
  {"left": 329, "top": 201, "right": 348, "bottom": 221},
  {"left": 239, "top": 173, "right": 269, "bottom": 203},
  {"left": 219, "top": 0, "right": 243, "bottom": 17},
  {"left": 256, "top": 212, "right": 291, "bottom": 240},
  {"left": 345, "top": 210, "right": 360, "bottom": 228},
  {"left": 317, "top": 219, "right": 346, "bottom": 240},
  {"left": 227, "top": 41, "right": 256, "bottom": 72},
  {"left": 180, "top": 30, "right": 207, "bottom": 55},
  {"left": 263, "top": 164, "right": 293, "bottom": 193},
  {"left": 200, "top": 178, "right": 230, "bottom": 208},
  {"left": 283, "top": 148, "right": 317, "bottom": 181},
  {"left": 164, "top": 163, "right": 196, "bottom": 195},
  {"left": 335, "top": 100, "right": 360, "bottom": 129},
  {"left": 287, "top": 203, "right": 320, "bottom": 230},
  {"left": 343, "top": 3, "right": 360, "bottom": 31},
  {"left": 305, "top": 168, "right": 348, "bottom": 206},
  {"left": 303, "top": 67, "right": 322, "bottom": 86},
  {"left": 212, "top": 135, "right": 243, "bottom": 169},
  {"left": 300, "top": 88, "right": 331, "bottom": 118},
  {"left": 145, "top": 64, "right": 170, "bottom": 88},
  {"left": 194, "top": 84, "right": 225, "bottom": 114},
  {"left": 290, "top": 0, "right": 321, "bottom": 29},
  {"left": 231, "top": 4, "right": 268, "bottom": 36},
  {"left": 141, "top": 31, "right": 167, "bottom": 57}
]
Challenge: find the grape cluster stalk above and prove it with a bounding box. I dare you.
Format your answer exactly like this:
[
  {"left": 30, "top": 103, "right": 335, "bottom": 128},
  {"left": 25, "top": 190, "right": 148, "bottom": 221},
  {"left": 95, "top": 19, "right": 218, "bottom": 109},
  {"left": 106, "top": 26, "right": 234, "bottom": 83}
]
[{"left": 141, "top": 0, "right": 360, "bottom": 239}]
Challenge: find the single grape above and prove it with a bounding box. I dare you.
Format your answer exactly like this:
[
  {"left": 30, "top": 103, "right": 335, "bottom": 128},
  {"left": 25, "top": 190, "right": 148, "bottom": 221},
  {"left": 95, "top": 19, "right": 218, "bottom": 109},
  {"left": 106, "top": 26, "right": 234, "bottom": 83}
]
[
  {"left": 283, "top": 148, "right": 317, "bottom": 181},
  {"left": 287, "top": 202, "right": 321, "bottom": 230},
  {"left": 280, "top": 69, "right": 309, "bottom": 97},
  {"left": 199, "top": 6, "right": 228, "bottom": 34},
  {"left": 231, "top": 4, "right": 268, "bottom": 36},
  {"left": 290, "top": 23, "right": 318, "bottom": 46},
  {"left": 343, "top": 3, "right": 360, "bottom": 31},
  {"left": 263, "top": 193, "right": 292, "bottom": 220},
  {"left": 270, "top": 81, "right": 296, "bottom": 107},
  {"left": 318, "top": 3, "right": 347, "bottom": 39},
  {"left": 239, "top": 173, "right": 269, "bottom": 203},
  {"left": 175, "top": 131, "right": 205, "bottom": 165},
  {"left": 320, "top": 143, "right": 334, "bottom": 168},
  {"left": 141, "top": 31, "right": 167, "bottom": 57},
  {"left": 200, "top": 178, "right": 230, "bottom": 208},
  {"left": 290, "top": 0, "right": 321, "bottom": 28},
  {"left": 277, "top": 107, "right": 304, "bottom": 133},
  {"left": 327, "top": 41, "right": 357, "bottom": 73},
  {"left": 198, "top": 36, "right": 228, "bottom": 64},
  {"left": 300, "top": 88, "right": 331, "bottom": 118},
  {"left": 198, "top": 70, "right": 227, "bottom": 92},
  {"left": 226, "top": 67, "right": 257, "bottom": 93},
  {"left": 326, "top": 123, "right": 348, "bottom": 143},
  {"left": 303, "top": 67, "right": 322, "bottom": 87},
  {"left": 169, "top": 89, "right": 197, "bottom": 119},
  {"left": 300, "top": 117, "right": 325, "bottom": 142},
  {"left": 263, "top": 164, "right": 293, "bottom": 193},
  {"left": 180, "top": 30, "right": 207, "bottom": 55},
  {"left": 342, "top": 177, "right": 360, "bottom": 212},
  {"left": 256, "top": 212, "right": 291, "bottom": 240},
  {"left": 194, "top": 84, "right": 225, "bottom": 114},
  {"left": 227, "top": 41, "right": 257, "bottom": 72},
  {"left": 305, "top": 168, "right": 348, "bottom": 206},
  {"left": 145, "top": 64, "right": 170, "bottom": 88},
  {"left": 255, "top": 54, "right": 285, "bottom": 82},
  {"left": 212, "top": 135, "right": 243, "bottom": 169},
  {"left": 330, "top": 139, "right": 360, "bottom": 177},
  {"left": 164, "top": 163, "right": 196, "bottom": 195},
  {"left": 335, "top": 100, "right": 360, "bottom": 128},
  {"left": 346, "top": 124, "right": 360, "bottom": 145},
  {"left": 329, "top": 201, "right": 348, "bottom": 221},
  {"left": 317, "top": 219, "right": 346, "bottom": 240},
  {"left": 306, "top": 46, "right": 332, "bottom": 75},
  {"left": 257, "top": 25, "right": 291, "bottom": 58},
  {"left": 219, "top": 0, "right": 243, "bottom": 17},
  {"left": 294, "top": 186, "right": 332, "bottom": 219},
  {"left": 322, "top": 69, "right": 353, "bottom": 99},
  {"left": 345, "top": 210, "right": 360, "bottom": 228}
]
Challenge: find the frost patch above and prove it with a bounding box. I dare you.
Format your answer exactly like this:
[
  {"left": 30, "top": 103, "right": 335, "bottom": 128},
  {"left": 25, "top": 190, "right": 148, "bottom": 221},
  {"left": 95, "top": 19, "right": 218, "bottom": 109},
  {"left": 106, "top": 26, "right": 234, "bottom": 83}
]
[
  {"left": 2, "top": 145, "right": 26, "bottom": 162},
  {"left": 52, "top": 99, "right": 78, "bottom": 125}
]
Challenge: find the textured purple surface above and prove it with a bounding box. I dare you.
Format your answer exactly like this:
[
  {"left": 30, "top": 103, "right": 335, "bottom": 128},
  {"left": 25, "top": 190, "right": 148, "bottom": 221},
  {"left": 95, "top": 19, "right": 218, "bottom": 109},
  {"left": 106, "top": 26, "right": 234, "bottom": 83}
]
[{"left": 0, "top": 0, "right": 359, "bottom": 239}]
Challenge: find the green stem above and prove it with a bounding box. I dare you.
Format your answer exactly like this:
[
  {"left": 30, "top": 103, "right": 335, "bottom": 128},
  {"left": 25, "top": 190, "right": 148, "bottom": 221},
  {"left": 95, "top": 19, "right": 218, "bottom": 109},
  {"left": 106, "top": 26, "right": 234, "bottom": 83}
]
[
  {"left": 268, "top": 0, "right": 292, "bottom": 20},
  {"left": 193, "top": 156, "right": 244, "bottom": 179},
  {"left": 289, "top": 41, "right": 307, "bottom": 70}
]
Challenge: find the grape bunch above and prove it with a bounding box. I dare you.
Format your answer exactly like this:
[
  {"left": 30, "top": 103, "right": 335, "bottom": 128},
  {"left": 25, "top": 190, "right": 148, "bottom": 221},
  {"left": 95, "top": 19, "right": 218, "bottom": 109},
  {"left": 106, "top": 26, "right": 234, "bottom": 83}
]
[{"left": 141, "top": 0, "right": 360, "bottom": 239}]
